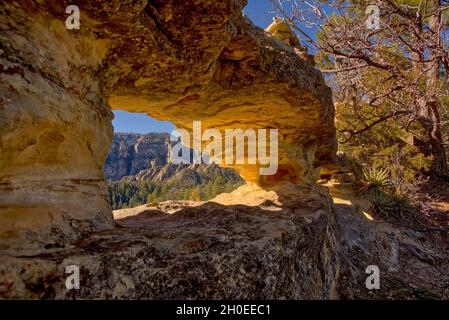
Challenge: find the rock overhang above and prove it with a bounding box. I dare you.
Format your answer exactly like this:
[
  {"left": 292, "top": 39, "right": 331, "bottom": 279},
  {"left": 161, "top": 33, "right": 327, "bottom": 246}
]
[{"left": 100, "top": 3, "right": 337, "bottom": 184}]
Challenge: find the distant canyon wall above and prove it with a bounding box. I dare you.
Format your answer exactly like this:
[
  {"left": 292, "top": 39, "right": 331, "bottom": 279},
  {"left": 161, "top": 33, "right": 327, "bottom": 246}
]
[{"left": 105, "top": 133, "right": 172, "bottom": 181}]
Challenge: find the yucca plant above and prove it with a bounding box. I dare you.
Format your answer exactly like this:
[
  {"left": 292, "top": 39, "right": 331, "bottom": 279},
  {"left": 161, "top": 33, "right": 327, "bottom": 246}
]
[
  {"left": 369, "top": 190, "right": 399, "bottom": 216},
  {"left": 358, "top": 166, "right": 410, "bottom": 217},
  {"left": 369, "top": 189, "right": 409, "bottom": 217},
  {"left": 361, "top": 167, "right": 391, "bottom": 191}
]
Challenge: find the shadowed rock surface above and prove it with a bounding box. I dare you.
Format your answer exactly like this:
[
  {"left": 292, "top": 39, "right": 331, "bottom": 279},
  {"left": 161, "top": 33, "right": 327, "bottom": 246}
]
[{"left": 0, "top": 184, "right": 340, "bottom": 299}]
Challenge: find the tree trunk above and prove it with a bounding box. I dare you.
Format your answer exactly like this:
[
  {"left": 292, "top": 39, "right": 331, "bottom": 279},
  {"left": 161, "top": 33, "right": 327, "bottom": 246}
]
[
  {"left": 416, "top": 107, "right": 449, "bottom": 180},
  {"left": 418, "top": 0, "right": 449, "bottom": 180}
]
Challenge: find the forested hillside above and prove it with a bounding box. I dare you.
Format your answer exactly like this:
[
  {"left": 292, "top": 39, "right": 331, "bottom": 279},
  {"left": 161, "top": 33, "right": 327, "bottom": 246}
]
[{"left": 105, "top": 133, "right": 244, "bottom": 209}]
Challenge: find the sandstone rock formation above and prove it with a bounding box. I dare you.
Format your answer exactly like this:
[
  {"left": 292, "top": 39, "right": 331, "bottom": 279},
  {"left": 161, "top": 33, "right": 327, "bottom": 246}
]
[
  {"left": 0, "top": 2, "right": 115, "bottom": 253},
  {"left": 1, "top": 0, "right": 447, "bottom": 299},
  {"left": 0, "top": 0, "right": 336, "bottom": 252},
  {"left": 0, "top": 0, "right": 348, "bottom": 300}
]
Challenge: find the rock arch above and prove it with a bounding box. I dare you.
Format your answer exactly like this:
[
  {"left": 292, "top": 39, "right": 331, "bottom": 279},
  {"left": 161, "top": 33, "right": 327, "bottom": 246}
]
[{"left": 0, "top": 0, "right": 336, "bottom": 252}]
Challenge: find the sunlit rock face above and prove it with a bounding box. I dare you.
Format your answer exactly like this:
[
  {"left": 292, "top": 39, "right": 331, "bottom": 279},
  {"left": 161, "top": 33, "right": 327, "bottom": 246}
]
[
  {"left": 0, "top": 2, "right": 115, "bottom": 252},
  {"left": 0, "top": 0, "right": 335, "bottom": 252}
]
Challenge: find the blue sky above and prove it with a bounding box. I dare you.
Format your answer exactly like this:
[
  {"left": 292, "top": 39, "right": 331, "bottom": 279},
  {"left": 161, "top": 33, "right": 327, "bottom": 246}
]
[
  {"left": 112, "top": 110, "right": 175, "bottom": 133},
  {"left": 112, "top": 0, "right": 282, "bottom": 134}
]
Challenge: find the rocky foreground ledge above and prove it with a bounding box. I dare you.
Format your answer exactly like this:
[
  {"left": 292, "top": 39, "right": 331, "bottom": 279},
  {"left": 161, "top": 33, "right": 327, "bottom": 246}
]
[{"left": 0, "top": 184, "right": 341, "bottom": 299}]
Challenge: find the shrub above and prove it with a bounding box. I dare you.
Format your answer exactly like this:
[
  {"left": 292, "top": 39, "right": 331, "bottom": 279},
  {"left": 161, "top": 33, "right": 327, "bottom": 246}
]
[{"left": 369, "top": 189, "right": 409, "bottom": 216}]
